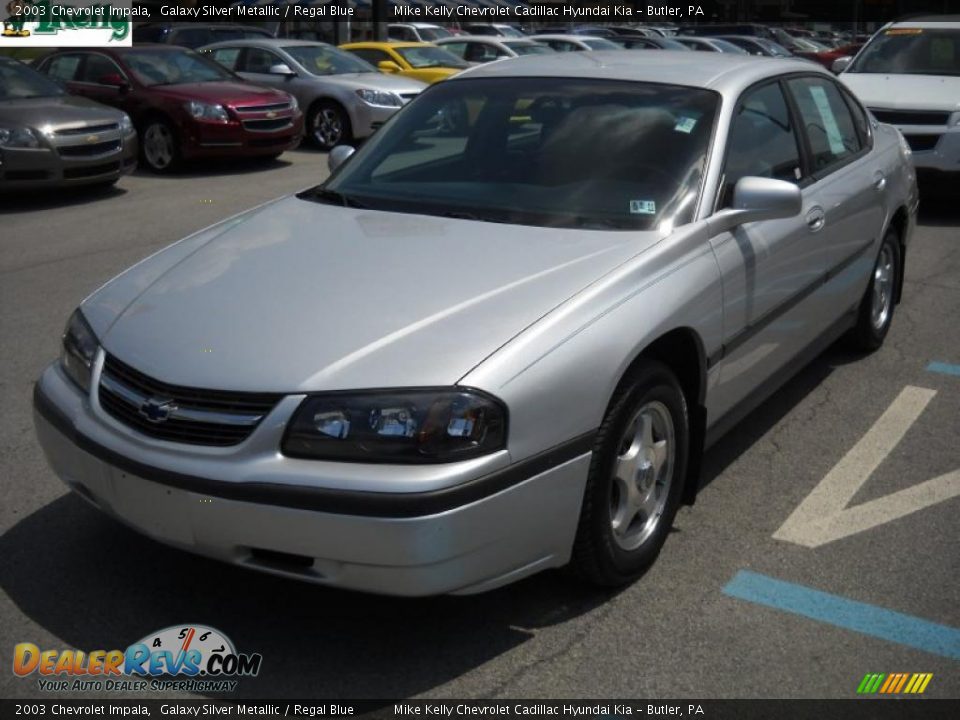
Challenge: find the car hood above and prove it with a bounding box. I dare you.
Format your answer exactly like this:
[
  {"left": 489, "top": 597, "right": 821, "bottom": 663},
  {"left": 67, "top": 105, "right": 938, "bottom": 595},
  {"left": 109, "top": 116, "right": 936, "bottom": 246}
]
[
  {"left": 0, "top": 94, "right": 124, "bottom": 129},
  {"left": 84, "top": 197, "right": 657, "bottom": 393},
  {"left": 146, "top": 81, "right": 289, "bottom": 107},
  {"left": 306, "top": 72, "right": 427, "bottom": 94},
  {"left": 840, "top": 73, "right": 960, "bottom": 112}
]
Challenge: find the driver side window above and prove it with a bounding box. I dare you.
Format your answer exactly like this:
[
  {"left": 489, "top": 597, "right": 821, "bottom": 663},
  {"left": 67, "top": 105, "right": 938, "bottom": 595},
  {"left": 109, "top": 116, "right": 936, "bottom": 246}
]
[{"left": 721, "top": 81, "right": 802, "bottom": 207}]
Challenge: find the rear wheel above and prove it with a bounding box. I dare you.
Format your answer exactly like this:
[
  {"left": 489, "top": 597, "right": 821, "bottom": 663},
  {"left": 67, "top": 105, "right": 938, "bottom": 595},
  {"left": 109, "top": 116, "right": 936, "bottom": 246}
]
[
  {"left": 140, "top": 118, "right": 180, "bottom": 173},
  {"left": 571, "top": 360, "right": 688, "bottom": 587},
  {"left": 849, "top": 229, "right": 900, "bottom": 352},
  {"left": 309, "top": 101, "right": 351, "bottom": 151}
]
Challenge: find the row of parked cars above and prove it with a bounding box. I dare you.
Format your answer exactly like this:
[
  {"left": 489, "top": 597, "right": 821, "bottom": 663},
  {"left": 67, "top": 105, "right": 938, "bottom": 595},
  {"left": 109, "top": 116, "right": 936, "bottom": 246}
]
[{"left": 2, "top": 18, "right": 958, "bottom": 190}]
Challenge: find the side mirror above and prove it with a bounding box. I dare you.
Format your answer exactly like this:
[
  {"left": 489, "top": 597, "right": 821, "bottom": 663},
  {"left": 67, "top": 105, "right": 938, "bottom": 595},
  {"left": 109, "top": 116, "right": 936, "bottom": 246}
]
[
  {"left": 377, "top": 60, "right": 402, "bottom": 74},
  {"left": 708, "top": 177, "right": 802, "bottom": 235},
  {"left": 831, "top": 56, "right": 852, "bottom": 73},
  {"left": 268, "top": 63, "right": 295, "bottom": 76},
  {"left": 328, "top": 144, "right": 355, "bottom": 173}
]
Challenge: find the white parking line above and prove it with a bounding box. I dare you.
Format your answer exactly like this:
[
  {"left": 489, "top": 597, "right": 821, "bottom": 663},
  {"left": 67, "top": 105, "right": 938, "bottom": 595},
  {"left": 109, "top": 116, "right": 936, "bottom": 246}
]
[{"left": 774, "top": 386, "right": 960, "bottom": 548}]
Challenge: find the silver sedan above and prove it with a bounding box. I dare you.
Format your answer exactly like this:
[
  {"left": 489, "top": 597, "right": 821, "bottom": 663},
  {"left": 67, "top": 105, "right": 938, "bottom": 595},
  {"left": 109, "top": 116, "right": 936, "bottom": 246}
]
[
  {"left": 200, "top": 39, "right": 427, "bottom": 150},
  {"left": 34, "top": 52, "right": 917, "bottom": 596},
  {"left": 435, "top": 36, "right": 555, "bottom": 64}
]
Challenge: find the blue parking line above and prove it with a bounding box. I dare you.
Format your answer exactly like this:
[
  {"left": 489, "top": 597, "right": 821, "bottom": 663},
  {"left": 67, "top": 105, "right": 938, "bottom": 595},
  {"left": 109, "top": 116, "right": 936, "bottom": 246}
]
[
  {"left": 926, "top": 361, "right": 960, "bottom": 377},
  {"left": 723, "top": 570, "right": 960, "bottom": 661}
]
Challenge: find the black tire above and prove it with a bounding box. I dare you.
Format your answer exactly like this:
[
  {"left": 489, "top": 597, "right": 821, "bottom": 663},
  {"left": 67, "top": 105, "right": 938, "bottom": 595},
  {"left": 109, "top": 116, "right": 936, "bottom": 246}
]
[
  {"left": 308, "top": 100, "right": 352, "bottom": 151},
  {"left": 849, "top": 229, "right": 901, "bottom": 352},
  {"left": 571, "top": 360, "right": 689, "bottom": 587},
  {"left": 139, "top": 117, "right": 181, "bottom": 174}
]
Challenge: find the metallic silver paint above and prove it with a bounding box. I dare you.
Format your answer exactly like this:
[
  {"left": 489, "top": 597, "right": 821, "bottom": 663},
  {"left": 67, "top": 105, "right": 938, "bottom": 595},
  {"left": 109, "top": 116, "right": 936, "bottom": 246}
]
[{"left": 36, "top": 52, "right": 917, "bottom": 595}]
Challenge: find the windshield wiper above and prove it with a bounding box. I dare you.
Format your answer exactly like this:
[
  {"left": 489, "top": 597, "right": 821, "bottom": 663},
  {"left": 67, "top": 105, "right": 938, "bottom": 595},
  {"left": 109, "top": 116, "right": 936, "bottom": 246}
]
[{"left": 301, "top": 187, "right": 369, "bottom": 209}]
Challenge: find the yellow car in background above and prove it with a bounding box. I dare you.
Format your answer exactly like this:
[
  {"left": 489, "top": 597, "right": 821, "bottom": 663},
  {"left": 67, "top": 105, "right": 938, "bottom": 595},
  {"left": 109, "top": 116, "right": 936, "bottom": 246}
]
[{"left": 338, "top": 41, "right": 469, "bottom": 84}]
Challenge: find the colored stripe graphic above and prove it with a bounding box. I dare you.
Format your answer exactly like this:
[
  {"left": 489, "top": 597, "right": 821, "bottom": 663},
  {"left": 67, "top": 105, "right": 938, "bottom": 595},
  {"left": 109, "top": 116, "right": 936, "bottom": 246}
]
[
  {"left": 926, "top": 362, "right": 960, "bottom": 377},
  {"left": 723, "top": 570, "right": 960, "bottom": 660},
  {"left": 857, "top": 673, "right": 933, "bottom": 694}
]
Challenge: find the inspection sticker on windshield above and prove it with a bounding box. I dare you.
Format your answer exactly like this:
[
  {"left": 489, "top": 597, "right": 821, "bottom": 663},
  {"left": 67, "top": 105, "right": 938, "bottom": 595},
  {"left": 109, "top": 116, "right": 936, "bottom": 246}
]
[
  {"left": 630, "top": 200, "right": 656, "bottom": 215},
  {"left": 674, "top": 115, "right": 699, "bottom": 134},
  {"left": 808, "top": 86, "right": 847, "bottom": 155}
]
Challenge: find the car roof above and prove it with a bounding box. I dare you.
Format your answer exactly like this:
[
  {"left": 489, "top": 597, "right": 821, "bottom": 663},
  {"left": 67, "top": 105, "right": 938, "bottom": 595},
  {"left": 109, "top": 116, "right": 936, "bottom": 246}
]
[
  {"left": 341, "top": 41, "right": 433, "bottom": 49},
  {"left": 888, "top": 18, "right": 960, "bottom": 28},
  {"left": 529, "top": 35, "right": 603, "bottom": 42},
  {"left": 202, "top": 38, "right": 333, "bottom": 49},
  {"left": 389, "top": 23, "right": 444, "bottom": 29},
  {"left": 455, "top": 50, "right": 827, "bottom": 93}
]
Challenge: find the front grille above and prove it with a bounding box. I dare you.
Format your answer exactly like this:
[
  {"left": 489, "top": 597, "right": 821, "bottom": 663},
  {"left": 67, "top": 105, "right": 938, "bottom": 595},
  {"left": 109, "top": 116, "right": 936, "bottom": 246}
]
[
  {"left": 98, "top": 354, "right": 282, "bottom": 447},
  {"left": 55, "top": 123, "right": 120, "bottom": 136},
  {"left": 904, "top": 134, "right": 941, "bottom": 152},
  {"left": 869, "top": 109, "right": 950, "bottom": 126},
  {"left": 58, "top": 140, "right": 122, "bottom": 158},
  {"left": 242, "top": 118, "right": 293, "bottom": 132},
  {"left": 63, "top": 162, "right": 120, "bottom": 179},
  {"left": 234, "top": 101, "right": 291, "bottom": 114}
]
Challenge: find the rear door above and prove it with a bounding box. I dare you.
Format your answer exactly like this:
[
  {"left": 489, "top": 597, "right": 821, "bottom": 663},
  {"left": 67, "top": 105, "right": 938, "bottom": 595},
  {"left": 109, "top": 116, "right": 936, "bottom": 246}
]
[{"left": 709, "top": 79, "right": 831, "bottom": 419}]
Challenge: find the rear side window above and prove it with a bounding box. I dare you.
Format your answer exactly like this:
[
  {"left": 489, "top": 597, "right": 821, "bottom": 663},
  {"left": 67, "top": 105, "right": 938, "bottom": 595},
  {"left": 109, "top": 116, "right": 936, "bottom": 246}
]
[
  {"left": 44, "top": 54, "right": 82, "bottom": 82},
  {"left": 348, "top": 48, "right": 392, "bottom": 66},
  {"left": 441, "top": 42, "right": 468, "bottom": 59},
  {"left": 786, "top": 76, "right": 862, "bottom": 174},
  {"left": 722, "top": 81, "right": 802, "bottom": 204},
  {"left": 208, "top": 48, "right": 241, "bottom": 71}
]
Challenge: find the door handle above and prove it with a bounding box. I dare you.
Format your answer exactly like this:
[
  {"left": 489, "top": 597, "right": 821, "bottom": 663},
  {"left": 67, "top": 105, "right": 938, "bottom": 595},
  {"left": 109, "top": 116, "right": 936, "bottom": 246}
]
[
  {"left": 874, "top": 171, "right": 886, "bottom": 192},
  {"left": 805, "top": 206, "right": 826, "bottom": 233}
]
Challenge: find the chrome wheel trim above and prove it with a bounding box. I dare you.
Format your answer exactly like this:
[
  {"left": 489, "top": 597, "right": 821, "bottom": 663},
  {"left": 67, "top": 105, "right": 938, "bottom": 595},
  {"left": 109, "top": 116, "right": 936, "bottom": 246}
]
[
  {"left": 871, "top": 244, "right": 895, "bottom": 331},
  {"left": 143, "top": 123, "right": 174, "bottom": 170},
  {"left": 609, "top": 400, "right": 675, "bottom": 552},
  {"left": 313, "top": 107, "right": 343, "bottom": 147}
]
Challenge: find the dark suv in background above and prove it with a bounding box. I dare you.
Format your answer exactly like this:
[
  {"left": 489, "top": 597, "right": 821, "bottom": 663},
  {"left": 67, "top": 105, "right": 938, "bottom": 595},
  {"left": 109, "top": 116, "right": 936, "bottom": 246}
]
[{"left": 132, "top": 24, "right": 274, "bottom": 49}]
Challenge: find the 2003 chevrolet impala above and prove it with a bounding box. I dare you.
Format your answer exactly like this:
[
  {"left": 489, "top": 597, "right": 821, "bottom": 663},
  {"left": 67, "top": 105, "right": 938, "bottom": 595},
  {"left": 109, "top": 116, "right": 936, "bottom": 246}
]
[{"left": 34, "top": 53, "right": 917, "bottom": 596}]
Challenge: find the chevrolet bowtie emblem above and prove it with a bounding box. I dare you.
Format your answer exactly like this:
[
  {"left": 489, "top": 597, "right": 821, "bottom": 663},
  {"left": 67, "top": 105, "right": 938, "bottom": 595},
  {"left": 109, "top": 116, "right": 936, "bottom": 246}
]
[
  {"left": 266, "top": 111, "right": 276, "bottom": 118},
  {"left": 86, "top": 135, "right": 99, "bottom": 143}
]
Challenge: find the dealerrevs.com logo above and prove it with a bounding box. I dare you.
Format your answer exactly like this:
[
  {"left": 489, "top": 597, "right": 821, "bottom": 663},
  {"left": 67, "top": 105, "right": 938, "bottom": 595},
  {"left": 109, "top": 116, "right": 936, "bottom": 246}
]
[
  {"left": 13, "top": 625, "right": 263, "bottom": 693},
  {"left": 1, "top": 0, "right": 136, "bottom": 47}
]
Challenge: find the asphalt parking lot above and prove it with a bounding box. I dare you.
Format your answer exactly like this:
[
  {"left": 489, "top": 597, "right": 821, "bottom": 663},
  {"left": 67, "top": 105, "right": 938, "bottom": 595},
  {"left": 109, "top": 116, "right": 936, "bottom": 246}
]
[{"left": 1, "top": 153, "right": 957, "bottom": 700}]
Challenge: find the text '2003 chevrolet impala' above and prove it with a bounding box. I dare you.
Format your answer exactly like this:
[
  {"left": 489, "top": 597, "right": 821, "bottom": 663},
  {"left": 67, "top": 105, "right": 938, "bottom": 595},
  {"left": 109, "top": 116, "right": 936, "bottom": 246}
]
[{"left": 34, "top": 53, "right": 917, "bottom": 596}]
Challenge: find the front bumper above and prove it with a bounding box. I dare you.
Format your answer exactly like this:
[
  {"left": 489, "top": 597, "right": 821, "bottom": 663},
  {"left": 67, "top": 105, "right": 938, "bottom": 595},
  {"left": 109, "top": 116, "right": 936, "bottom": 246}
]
[
  {"left": 0, "top": 134, "right": 137, "bottom": 190},
  {"left": 33, "top": 362, "right": 589, "bottom": 596},
  {"left": 179, "top": 114, "right": 304, "bottom": 159},
  {"left": 899, "top": 125, "right": 960, "bottom": 173}
]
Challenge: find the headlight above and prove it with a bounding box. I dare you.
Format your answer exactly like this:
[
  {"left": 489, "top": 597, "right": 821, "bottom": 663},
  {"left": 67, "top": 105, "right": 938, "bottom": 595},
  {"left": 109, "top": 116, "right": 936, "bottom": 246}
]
[
  {"left": 119, "top": 113, "right": 135, "bottom": 136},
  {"left": 282, "top": 389, "right": 507, "bottom": 463},
  {"left": 60, "top": 310, "right": 99, "bottom": 394},
  {"left": 355, "top": 89, "right": 403, "bottom": 108},
  {"left": 0, "top": 126, "right": 41, "bottom": 149},
  {"left": 184, "top": 100, "right": 230, "bottom": 123}
]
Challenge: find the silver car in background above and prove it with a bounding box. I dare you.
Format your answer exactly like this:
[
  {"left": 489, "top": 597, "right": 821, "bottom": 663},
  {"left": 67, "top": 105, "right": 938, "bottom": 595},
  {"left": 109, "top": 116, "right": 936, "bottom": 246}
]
[
  {"left": 200, "top": 39, "right": 427, "bottom": 150},
  {"left": 34, "top": 52, "right": 917, "bottom": 596},
  {"left": 1, "top": 57, "right": 137, "bottom": 190}
]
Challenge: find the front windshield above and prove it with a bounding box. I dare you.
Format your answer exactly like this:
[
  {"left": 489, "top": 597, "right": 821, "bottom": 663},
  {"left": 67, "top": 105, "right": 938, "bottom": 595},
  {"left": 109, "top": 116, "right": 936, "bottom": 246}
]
[
  {"left": 498, "top": 26, "right": 526, "bottom": 39},
  {"left": 284, "top": 44, "right": 377, "bottom": 75},
  {"left": 316, "top": 77, "right": 718, "bottom": 231},
  {"left": 757, "top": 38, "right": 793, "bottom": 57},
  {"left": 395, "top": 46, "right": 470, "bottom": 69},
  {"left": 123, "top": 49, "right": 234, "bottom": 86},
  {"left": 849, "top": 27, "right": 960, "bottom": 76},
  {"left": 505, "top": 41, "right": 555, "bottom": 56},
  {"left": 583, "top": 38, "right": 622, "bottom": 51},
  {"left": 0, "top": 59, "right": 64, "bottom": 99}
]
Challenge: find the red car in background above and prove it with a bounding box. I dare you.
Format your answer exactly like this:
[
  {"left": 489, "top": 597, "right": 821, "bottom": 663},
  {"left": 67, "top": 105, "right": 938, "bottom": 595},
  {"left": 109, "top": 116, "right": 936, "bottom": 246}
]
[{"left": 36, "top": 46, "right": 304, "bottom": 172}]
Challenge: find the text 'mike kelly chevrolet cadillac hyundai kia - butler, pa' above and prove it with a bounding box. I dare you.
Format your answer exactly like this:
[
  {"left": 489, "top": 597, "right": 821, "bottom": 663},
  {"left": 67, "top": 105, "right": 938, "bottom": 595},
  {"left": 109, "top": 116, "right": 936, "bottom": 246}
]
[{"left": 33, "top": 51, "right": 917, "bottom": 597}]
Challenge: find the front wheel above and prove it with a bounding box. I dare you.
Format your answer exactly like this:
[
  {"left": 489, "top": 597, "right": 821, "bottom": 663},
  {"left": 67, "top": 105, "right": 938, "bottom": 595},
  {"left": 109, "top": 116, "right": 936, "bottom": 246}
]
[
  {"left": 849, "top": 229, "right": 901, "bottom": 352},
  {"left": 309, "top": 101, "right": 351, "bottom": 151},
  {"left": 571, "top": 360, "right": 689, "bottom": 587},
  {"left": 140, "top": 119, "right": 180, "bottom": 173}
]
